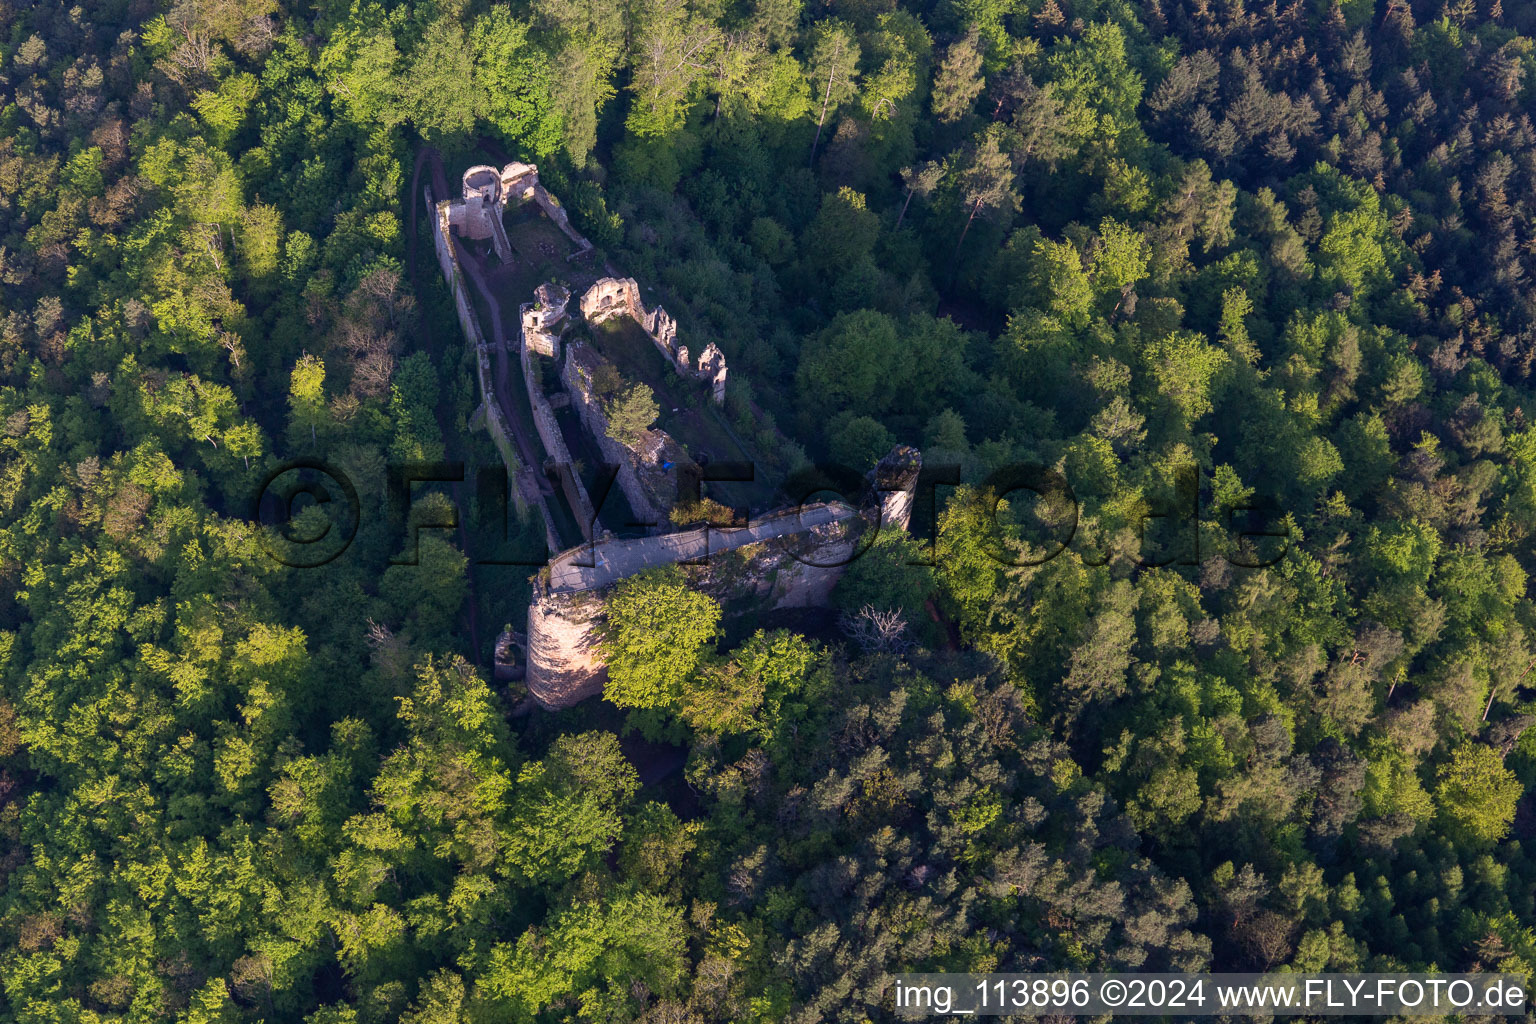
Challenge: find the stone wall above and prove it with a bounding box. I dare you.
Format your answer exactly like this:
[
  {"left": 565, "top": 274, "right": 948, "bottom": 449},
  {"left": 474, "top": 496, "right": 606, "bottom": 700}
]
[
  {"left": 644, "top": 305, "right": 678, "bottom": 353},
  {"left": 523, "top": 282, "right": 569, "bottom": 359},
  {"left": 580, "top": 277, "right": 645, "bottom": 325},
  {"left": 501, "top": 162, "right": 593, "bottom": 256},
  {"left": 523, "top": 511, "right": 871, "bottom": 709},
  {"left": 522, "top": 452, "right": 921, "bottom": 709},
  {"left": 579, "top": 277, "right": 727, "bottom": 405},
  {"left": 697, "top": 341, "right": 728, "bottom": 405},
  {"left": 429, "top": 188, "right": 565, "bottom": 553},
  {"left": 446, "top": 161, "right": 594, "bottom": 267},
  {"left": 518, "top": 302, "right": 596, "bottom": 537},
  {"left": 431, "top": 195, "right": 515, "bottom": 484},
  {"left": 561, "top": 342, "right": 670, "bottom": 529},
  {"left": 453, "top": 165, "right": 512, "bottom": 262}
]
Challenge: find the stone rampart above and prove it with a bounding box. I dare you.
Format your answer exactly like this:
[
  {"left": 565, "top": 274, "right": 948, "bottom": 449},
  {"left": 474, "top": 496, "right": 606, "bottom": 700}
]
[
  {"left": 519, "top": 302, "right": 597, "bottom": 538},
  {"left": 561, "top": 341, "right": 671, "bottom": 529},
  {"left": 523, "top": 453, "right": 920, "bottom": 709},
  {"left": 526, "top": 506, "right": 861, "bottom": 708},
  {"left": 432, "top": 195, "right": 518, "bottom": 487},
  {"left": 579, "top": 278, "right": 726, "bottom": 405},
  {"left": 501, "top": 162, "right": 593, "bottom": 256},
  {"left": 429, "top": 187, "right": 565, "bottom": 552}
]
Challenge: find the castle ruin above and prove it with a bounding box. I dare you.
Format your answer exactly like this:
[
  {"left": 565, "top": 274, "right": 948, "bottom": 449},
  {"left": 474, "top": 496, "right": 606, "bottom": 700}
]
[
  {"left": 525, "top": 446, "right": 921, "bottom": 709},
  {"left": 523, "top": 282, "right": 569, "bottom": 359},
  {"left": 579, "top": 277, "right": 726, "bottom": 404},
  {"left": 426, "top": 154, "right": 919, "bottom": 709}
]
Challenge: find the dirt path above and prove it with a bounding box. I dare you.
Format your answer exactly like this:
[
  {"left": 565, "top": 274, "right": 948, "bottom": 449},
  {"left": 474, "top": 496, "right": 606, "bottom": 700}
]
[
  {"left": 926, "top": 597, "right": 962, "bottom": 651},
  {"left": 455, "top": 245, "right": 556, "bottom": 502}
]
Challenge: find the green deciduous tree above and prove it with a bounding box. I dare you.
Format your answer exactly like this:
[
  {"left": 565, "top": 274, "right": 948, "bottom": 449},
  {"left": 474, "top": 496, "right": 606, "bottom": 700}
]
[
  {"left": 807, "top": 21, "right": 860, "bottom": 161},
  {"left": 1027, "top": 236, "right": 1093, "bottom": 322},
  {"left": 482, "top": 889, "right": 687, "bottom": 1020},
  {"left": 287, "top": 353, "right": 329, "bottom": 447},
  {"left": 319, "top": 16, "right": 405, "bottom": 129},
  {"left": 532, "top": 0, "right": 626, "bottom": 163},
  {"left": 625, "top": 0, "right": 719, "bottom": 137},
  {"left": 507, "top": 730, "right": 639, "bottom": 883},
  {"left": 1435, "top": 743, "right": 1522, "bottom": 845},
  {"left": 1043, "top": 21, "right": 1144, "bottom": 151},
  {"left": 833, "top": 528, "right": 934, "bottom": 619},
  {"left": 403, "top": 17, "right": 481, "bottom": 144},
  {"left": 679, "top": 628, "right": 823, "bottom": 735},
  {"left": 599, "top": 567, "right": 722, "bottom": 708},
  {"left": 472, "top": 8, "right": 564, "bottom": 156},
  {"left": 797, "top": 310, "right": 968, "bottom": 426}
]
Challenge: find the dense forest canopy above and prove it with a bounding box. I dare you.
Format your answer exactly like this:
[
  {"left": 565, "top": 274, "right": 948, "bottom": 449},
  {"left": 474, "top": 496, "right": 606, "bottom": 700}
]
[{"left": 2, "top": 0, "right": 1536, "bottom": 1020}]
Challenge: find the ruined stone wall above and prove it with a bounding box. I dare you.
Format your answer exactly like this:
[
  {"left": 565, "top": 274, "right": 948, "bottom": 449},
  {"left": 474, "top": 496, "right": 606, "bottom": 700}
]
[
  {"left": 429, "top": 190, "right": 568, "bottom": 552},
  {"left": 686, "top": 512, "right": 860, "bottom": 610},
  {"left": 432, "top": 196, "right": 515, "bottom": 480},
  {"left": 578, "top": 278, "right": 727, "bottom": 406},
  {"left": 455, "top": 165, "right": 512, "bottom": 262},
  {"left": 518, "top": 303, "right": 596, "bottom": 537},
  {"left": 524, "top": 324, "right": 561, "bottom": 360},
  {"left": 523, "top": 451, "right": 922, "bottom": 711},
  {"left": 697, "top": 342, "right": 728, "bottom": 405},
  {"left": 752, "top": 523, "right": 859, "bottom": 608},
  {"left": 644, "top": 306, "right": 678, "bottom": 353},
  {"left": 561, "top": 342, "right": 667, "bottom": 528},
  {"left": 501, "top": 162, "right": 594, "bottom": 256},
  {"left": 524, "top": 283, "right": 569, "bottom": 358},
  {"left": 523, "top": 503, "right": 886, "bottom": 709},
  {"left": 580, "top": 277, "right": 645, "bottom": 326}
]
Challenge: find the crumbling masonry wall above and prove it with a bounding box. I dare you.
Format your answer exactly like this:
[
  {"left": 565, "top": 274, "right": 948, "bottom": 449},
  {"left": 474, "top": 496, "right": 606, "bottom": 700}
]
[
  {"left": 525, "top": 509, "right": 859, "bottom": 709},
  {"left": 429, "top": 185, "right": 562, "bottom": 553},
  {"left": 449, "top": 162, "right": 594, "bottom": 260},
  {"left": 430, "top": 194, "right": 521, "bottom": 501},
  {"left": 561, "top": 342, "right": 670, "bottom": 529},
  {"left": 434, "top": 160, "right": 602, "bottom": 550},
  {"left": 438, "top": 160, "right": 606, "bottom": 541},
  {"left": 523, "top": 448, "right": 922, "bottom": 709},
  {"left": 579, "top": 277, "right": 726, "bottom": 405},
  {"left": 519, "top": 302, "right": 597, "bottom": 538},
  {"left": 523, "top": 282, "right": 569, "bottom": 359},
  {"left": 501, "top": 163, "right": 593, "bottom": 256},
  {"left": 451, "top": 165, "right": 513, "bottom": 262}
]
